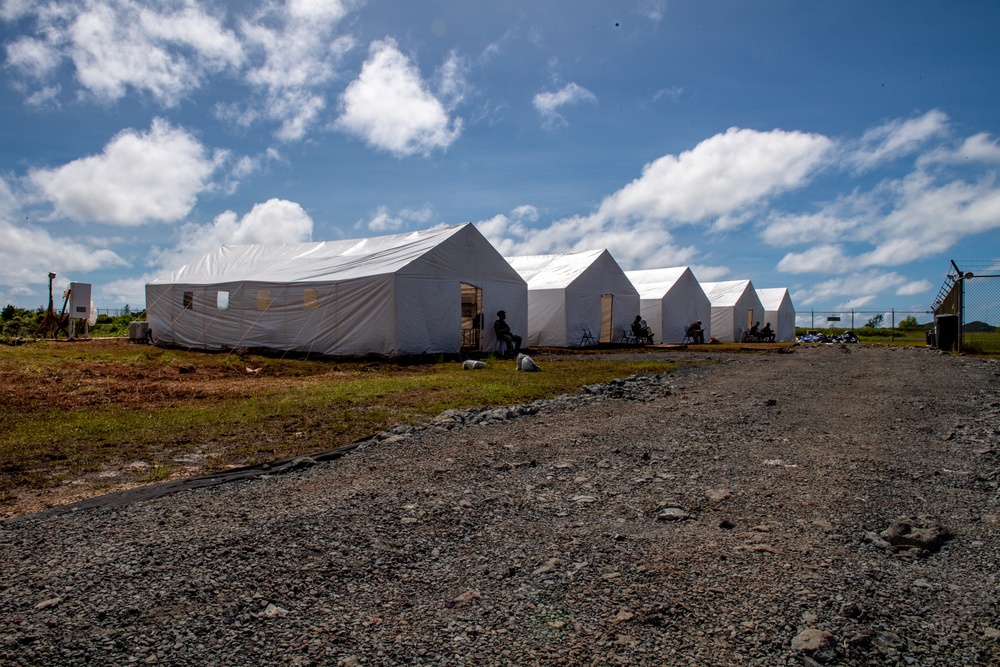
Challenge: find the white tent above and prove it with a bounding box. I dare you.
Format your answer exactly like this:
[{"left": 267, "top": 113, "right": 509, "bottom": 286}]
[
  {"left": 505, "top": 249, "right": 640, "bottom": 347},
  {"left": 756, "top": 287, "right": 796, "bottom": 341},
  {"left": 145, "top": 223, "right": 527, "bottom": 357},
  {"left": 625, "top": 267, "right": 711, "bottom": 344},
  {"left": 700, "top": 280, "right": 765, "bottom": 342}
]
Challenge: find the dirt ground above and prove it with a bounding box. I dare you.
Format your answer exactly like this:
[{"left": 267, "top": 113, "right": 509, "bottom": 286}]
[{"left": 2, "top": 343, "right": 998, "bottom": 666}]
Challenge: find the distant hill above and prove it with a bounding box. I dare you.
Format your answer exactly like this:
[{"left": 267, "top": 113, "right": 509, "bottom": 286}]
[{"left": 963, "top": 320, "right": 997, "bottom": 333}]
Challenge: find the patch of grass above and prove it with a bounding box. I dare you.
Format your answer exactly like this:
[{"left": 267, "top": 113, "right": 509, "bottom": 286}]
[
  {"left": 0, "top": 339, "right": 703, "bottom": 513},
  {"left": 136, "top": 464, "right": 173, "bottom": 483}
]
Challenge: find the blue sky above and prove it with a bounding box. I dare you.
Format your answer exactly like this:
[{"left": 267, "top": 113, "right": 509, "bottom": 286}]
[{"left": 2, "top": 0, "right": 999, "bottom": 321}]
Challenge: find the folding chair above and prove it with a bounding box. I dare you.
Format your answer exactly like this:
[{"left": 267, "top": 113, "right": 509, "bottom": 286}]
[{"left": 579, "top": 327, "right": 596, "bottom": 347}]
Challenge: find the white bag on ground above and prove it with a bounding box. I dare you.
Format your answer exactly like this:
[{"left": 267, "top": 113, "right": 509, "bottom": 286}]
[
  {"left": 462, "top": 360, "right": 486, "bottom": 370},
  {"left": 516, "top": 353, "right": 540, "bottom": 372}
]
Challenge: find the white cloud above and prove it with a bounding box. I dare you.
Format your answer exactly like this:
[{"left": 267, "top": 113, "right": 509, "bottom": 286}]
[
  {"left": 856, "top": 170, "right": 1000, "bottom": 266},
  {"left": 776, "top": 244, "right": 851, "bottom": 274},
  {"left": 5, "top": 35, "right": 60, "bottom": 78},
  {"left": 760, "top": 212, "right": 859, "bottom": 247},
  {"left": 29, "top": 118, "right": 221, "bottom": 226},
  {"left": 594, "top": 127, "right": 833, "bottom": 226},
  {"left": 357, "top": 204, "right": 436, "bottom": 232},
  {"left": 798, "top": 270, "right": 908, "bottom": 306},
  {"left": 847, "top": 109, "right": 949, "bottom": 171},
  {"left": 435, "top": 49, "right": 470, "bottom": 108},
  {"left": 533, "top": 82, "right": 597, "bottom": 128},
  {"left": 652, "top": 86, "right": 683, "bottom": 103},
  {"left": 151, "top": 198, "right": 313, "bottom": 271},
  {"left": 897, "top": 279, "right": 932, "bottom": 296},
  {"left": 241, "top": 0, "right": 355, "bottom": 141},
  {"left": 636, "top": 0, "right": 667, "bottom": 23},
  {"left": 919, "top": 132, "right": 1000, "bottom": 167},
  {"left": 364, "top": 206, "right": 403, "bottom": 232},
  {"left": 0, "top": 177, "right": 126, "bottom": 296},
  {"left": 3, "top": 0, "right": 359, "bottom": 140},
  {"left": 336, "top": 38, "right": 462, "bottom": 156},
  {"left": 5, "top": 0, "right": 244, "bottom": 106}
]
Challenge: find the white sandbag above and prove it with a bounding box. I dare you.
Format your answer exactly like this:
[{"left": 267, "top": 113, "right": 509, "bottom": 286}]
[
  {"left": 516, "top": 353, "right": 540, "bottom": 372},
  {"left": 462, "top": 360, "right": 486, "bottom": 370}
]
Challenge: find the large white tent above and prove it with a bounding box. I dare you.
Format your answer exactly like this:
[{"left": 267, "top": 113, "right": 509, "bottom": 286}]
[
  {"left": 625, "top": 267, "right": 711, "bottom": 344},
  {"left": 505, "top": 249, "right": 640, "bottom": 347},
  {"left": 700, "top": 280, "right": 765, "bottom": 342},
  {"left": 756, "top": 287, "right": 796, "bottom": 341},
  {"left": 145, "top": 223, "right": 527, "bottom": 357}
]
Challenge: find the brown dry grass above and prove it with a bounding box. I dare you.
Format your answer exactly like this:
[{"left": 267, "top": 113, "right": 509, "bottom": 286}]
[{"left": 1, "top": 338, "right": 724, "bottom": 518}]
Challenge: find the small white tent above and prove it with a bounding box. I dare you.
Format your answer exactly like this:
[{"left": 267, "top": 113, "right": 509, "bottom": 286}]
[
  {"left": 625, "top": 267, "right": 711, "bottom": 344},
  {"left": 700, "top": 280, "right": 765, "bottom": 342},
  {"left": 756, "top": 287, "right": 796, "bottom": 341},
  {"left": 505, "top": 249, "right": 640, "bottom": 347},
  {"left": 145, "top": 223, "right": 527, "bottom": 357}
]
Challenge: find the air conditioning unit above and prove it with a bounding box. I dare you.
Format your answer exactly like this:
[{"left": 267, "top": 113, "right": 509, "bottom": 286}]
[{"left": 129, "top": 321, "right": 151, "bottom": 343}]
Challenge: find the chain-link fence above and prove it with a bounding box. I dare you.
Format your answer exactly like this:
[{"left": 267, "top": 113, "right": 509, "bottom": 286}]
[
  {"left": 796, "top": 309, "right": 932, "bottom": 344},
  {"left": 933, "top": 260, "right": 1000, "bottom": 354}
]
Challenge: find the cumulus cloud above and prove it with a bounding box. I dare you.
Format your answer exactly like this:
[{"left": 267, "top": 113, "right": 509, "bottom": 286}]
[
  {"left": 533, "top": 82, "right": 597, "bottom": 128},
  {"left": 5, "top": 0, "right": 244, "bottom": 106},
  {"left": 477, "top": 127, "right": 831, "bottom": 277},
  {"left": 594, "top": 127, "right": 833, "bottom": 226},
  {"left": 336, "top": 38, "right": 462, "bottom": 156},
  {"left": 3, "top": 0, "right": 360, "bottom": 140},
  {"left": 151, "top": 198, "right": 313, "bottom": 271},
  {"left": 241, "top": 0, "right": 355, "bottom": 141},
  {"left": 359, "top": 204, "right": 435, "bottom": 232},
  {"left": 29, "top": 118, "right": 222, "bottom": 226},
  {"left": 0, "top": 177, "right": 126, "bottom": 298}
]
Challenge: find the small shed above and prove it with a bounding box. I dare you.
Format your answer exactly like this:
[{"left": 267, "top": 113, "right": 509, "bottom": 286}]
[
  {"left": 700, "top": 280, "right": 765, "bottom": 342},
  {"left": 756, "top": 287, "right": 796, "bottom": 342},
  {"left": 505, "top": 249, "right": 640, "bottom": 347},
  {"left": 145, "top": 223, "right": 527, "bottom": 356},
  {"left": 625, "top": 267, "right": 711, "bottom": 344}
]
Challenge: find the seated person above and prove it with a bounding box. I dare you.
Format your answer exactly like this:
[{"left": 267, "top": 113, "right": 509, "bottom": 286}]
[
  {"left": 685, "top": 320, "right": 704, "bottom": 344},
  {"left": 760, "top": 322, "right": 774, "bottom": 342},
  {"left": 745, "top": 321, "right": 760, "bottom": 341},
  {"left": 631, "top": 315, "right": 654, "bottom": 343},
  {"left": 492, "top": 310, "right": 522, "bottom": 357}
]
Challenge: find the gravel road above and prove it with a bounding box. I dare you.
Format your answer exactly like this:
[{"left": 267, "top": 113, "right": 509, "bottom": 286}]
[{"left": 1, "top": 344, "right": 999, "bottom": 666}]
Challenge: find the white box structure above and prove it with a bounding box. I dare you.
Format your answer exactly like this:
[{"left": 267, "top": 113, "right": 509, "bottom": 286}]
[{"left": 68, "top": 282, "right": 92, "bottom": 321}]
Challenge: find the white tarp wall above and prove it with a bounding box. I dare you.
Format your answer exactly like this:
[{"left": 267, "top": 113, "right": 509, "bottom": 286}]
[
  {"left": 146, "top": 223, "right": 527, "bottom": 356},
  {"left": 700, "top": 280, "right": 765, "bottom": 342},
  {"left": 506, "top": 249, "right": 640, "bottom": 347},
  {"left": 756, "top": 287, "right": 796, "bottom": 341},
  {"left": 625, "top": 267, "right": 711, "bottom": 344}
]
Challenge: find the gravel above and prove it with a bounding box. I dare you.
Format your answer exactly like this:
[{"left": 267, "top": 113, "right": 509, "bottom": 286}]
[{"left": 1, "top": 344, "right": 999, "bottom": 666}]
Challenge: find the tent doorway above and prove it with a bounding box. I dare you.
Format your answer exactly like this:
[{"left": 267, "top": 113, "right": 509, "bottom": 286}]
[
  {"left": 461, "top": 283, "right": 483, "bottom": 350},
  {"left": 746, "top": 308, "right": 754, "bottom": 331},
  {"left": 600, "top": 294, "right": 614, "bottom": 343}
]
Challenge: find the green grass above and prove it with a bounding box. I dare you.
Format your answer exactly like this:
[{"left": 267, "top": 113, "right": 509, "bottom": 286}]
[{"left": 0, "top": 341, "right": 696, "bottom": 506}]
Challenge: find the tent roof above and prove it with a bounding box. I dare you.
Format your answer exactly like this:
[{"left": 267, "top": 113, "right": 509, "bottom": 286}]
[
  {"left": 701, "top": 280, "right": 755, "bottom": 307},
  {"left": 625, "top": 267, "right": 692, "bottom": 299},
  {"left": 756, "top": 287, "right": 791, "bottom": 311},
  {"left": 505, "top": 249, "right": 609, "bottom": 289},
  {"left": 149, "top": 223, "right": 475, "bottom": 284}
]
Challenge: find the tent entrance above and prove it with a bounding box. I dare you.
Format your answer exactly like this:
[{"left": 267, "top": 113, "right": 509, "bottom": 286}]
[
  {"left": 461, "top": 283, "right": 483, "bottom": 350},
  {"left": 746, "top": 308, "right": 755, "bottom": 331},
  {"left": 600, "top": 294, "right": 614, "bottom": 343}
]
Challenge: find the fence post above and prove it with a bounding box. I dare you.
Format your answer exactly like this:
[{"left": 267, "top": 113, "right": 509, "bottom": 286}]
[
  {"left": 891, "top": 308, "right": 895, "bottom": 343},
  {"left": 811, "top": 309, "right": 814, "bottom": 329},
  {"left": 851, "top": 309, "right": 854, "bottom": 329}
]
